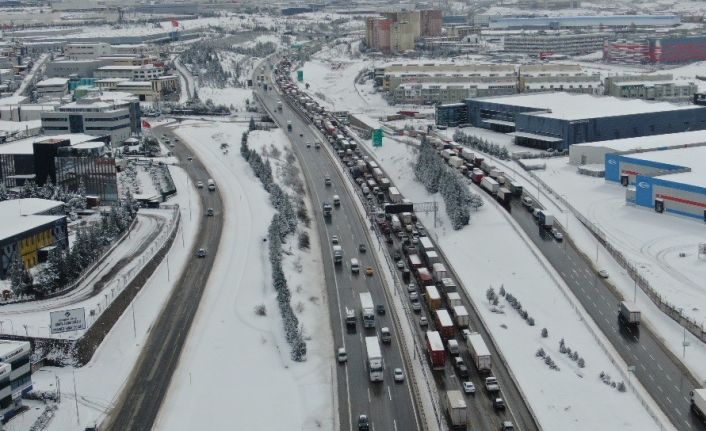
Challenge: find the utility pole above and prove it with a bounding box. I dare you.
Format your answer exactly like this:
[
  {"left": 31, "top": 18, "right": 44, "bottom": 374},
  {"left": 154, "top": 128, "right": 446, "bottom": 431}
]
[{"left": 72, "top": 368, "right": 80, "bottom": 425}]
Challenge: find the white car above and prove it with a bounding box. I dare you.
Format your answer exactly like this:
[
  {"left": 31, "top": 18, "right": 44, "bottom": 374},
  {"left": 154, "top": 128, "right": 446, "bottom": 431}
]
[
  {"left": 419, "top": 316, "right": 428, "bottom": 327},
  {"left": 407, "top": 283, "right": 416, "bottom": 293},
  {"left": 463, "top": 381, "right": 476, "bottom": 394},
  {"left": 598, "top": 269, "right": 609, "bottom": 278},
  {"left": 393, "top": 368, "right": 404, "bottom": 382},
  {"left": 197, "top": 181, "right": 204, "bottom": 189},
  {"left": 396, "top": 260, "right": 405, "bottom": 269},
  {"left": 409, "top": 291, "right": 418, "bottom": 301},
  {"left": 337, "top": 347, "right": 347, "bottom": 363},
  {"left": 331, "top": 235, "right": 339, "bottom": 245}
]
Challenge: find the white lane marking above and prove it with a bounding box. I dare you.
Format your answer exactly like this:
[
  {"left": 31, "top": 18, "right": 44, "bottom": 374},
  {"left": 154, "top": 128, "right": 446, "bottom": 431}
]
[
  {"left": 666, "top": 396, "right": 672, "bottom": 404},
  {"left": 657, "top": 385, "right": 663, "bottom": 393},
  {"left": 368, "top": 387, "right": 371, "bottom": 403},
  {"left": 658, "top": 364, "right": 664, "bottom": 372},
  {"left": 388, "top": 385, "right": 392, "bottom": 401},
  {"left": 649, "top": 354, "right": 655, "bottom": 361},
  {"left": 641, "top": 345, "right": 647, "bottom": 352}
]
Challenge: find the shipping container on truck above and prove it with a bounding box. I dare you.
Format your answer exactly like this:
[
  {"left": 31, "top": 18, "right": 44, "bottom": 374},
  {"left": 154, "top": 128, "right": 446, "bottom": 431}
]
[
  {"left": 388, "top": 186, "right": 402, "bottom": 203},
  {"left": 432, "top": 263, "right": 448, "bottom": 282},
  {"left": 619, "top": 301, "right": 641, "bottom": 325},
  {"left": 496, "top": 175, "right": 507, "bottom": 185},
  {"left": 391, "top": 215, "right": 402, "bottom": 231},
  {"left": 497, "top": 187, "right": 511, "bottom": 205},
  {"left": 691, "top": 389, "right": 706, "bottom": 420},
  {"left": 425, "top": 250, "right": 441, "bottom": 267},
  {"left": 473, "top": 156, "right": 484, "bottom": 168},
  {"left": 467, "top": 332, "right": 492, "bottom": 372},
  {"left": 461, "top": 148, "right": 474, "bottom": 162},
  {"left": 538, "top": 210, "right": 554, "bottom": 228},
  {"left": 425, "top": 285, "right": 442, "bottom": 310},
  {"left": 453, "top": 305, "right": 470, "bottom": 328},
  {"left": 443, "top": 390, "right": 469, "bottom": 428},
  {"left": 481, "top": 160, "right": 494, "bottom": 173},
  {"left": 416, "top": 267, "right": 434, "bottom": 286},
  {"left": 471, "top": 168, "right": 484, "bottom": 184},
  {"left": 506, "top": 179, "right": 523, "bottom": 196},
  {"left": 448, "top": 155, "right": 464, "bottom": 168},
  {"left": 360, "top": 292, "right": 375, "bottom": 328},
  {"left": 439, "top": 277, "right": 457, "bottom": 294},
  {"left": 419, "top": 236, "right": 434, "bottom": 254},
  {"left": 379, "top": 178, "right": 391, "bottom": 190},
  {"left": 435, "top": 309, "right": 455, "bottom": 340},
  {"left": 446, "top": 292, "right": 462, "bottom": 308},
  {"left": 407, "top": 253, "right": 424, "bottom": 270},
  {"left": 400, "top": 212, "right": 413, "bottom": 225},
  {"left": 489, "top": 168, "right": 502, "bottom": 179},
  {"left": 481, "top": 177, "right": 499, "bottom": 195},
  {"left": 426, "top": 331, "right": 446, "bottom": 370},
  {"left": 441, "top": 149, "right": 454, "bottom": 160},
  {"left": 365, "top": 336, "right": 384, "bottom": 382},
  {"left": 372, "top": 167, "right": 384, "bottom": 182}
]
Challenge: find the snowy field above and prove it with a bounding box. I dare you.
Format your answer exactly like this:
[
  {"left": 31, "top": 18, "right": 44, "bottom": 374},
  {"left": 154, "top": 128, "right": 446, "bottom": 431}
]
[
  {"left": 155, "top": 120, "right": 334, "bottom": 431},
  {"left": 29, "top": 166, "right": 200, "bottom": 430},
  {"left": 359, "top": 136, "right": 664, "bottom": 430}
]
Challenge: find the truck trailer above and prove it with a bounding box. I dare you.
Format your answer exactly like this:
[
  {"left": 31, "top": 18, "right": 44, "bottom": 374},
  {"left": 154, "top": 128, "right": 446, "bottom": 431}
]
[
  {"left": 538, "top": 210, "right": 554, "bottom": 228},
  {"left": 434, "top": 309, "right": 455, "bottom": 340},
  {"left": 619, "top": 301, "right": 641, "bottom": 325},
  {"left": 467, "top": 332, "right": 492, "bottom": 372},
  {"left": 365, "top": 336, "right": 384, "bottom": 382},
  {"left": 360, "top": 292, "right": 375, "bottom": 328},
  {"left": 481, "top": 177, "right": 499, "bottom": 195},
  {"left": 691, "top": 389, "right": 706, "bottom": 421},
  {"left": 425, "top": 285, "right": 442, "bottom": 311},
  {"left": 426, "top": 331, "right": 446, "bottom": 370},
  {"left": 453, "top": 305, "right": 470, "bottom": 328},
  {"left": 443, "top": 390, "right": 469, "bottom": 429}
]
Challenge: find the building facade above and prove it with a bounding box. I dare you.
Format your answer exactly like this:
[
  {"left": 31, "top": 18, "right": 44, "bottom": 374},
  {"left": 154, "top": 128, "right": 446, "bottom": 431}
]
[
  {"left": 604, "top": 74, "right": 697, "bottom": 101},
  {"left": 0, "top": 341, "right": 32, "bottom": 421},
  {"left": 604, "top": 35, "right": 706, "bottom": 64},
  {"left": 503, "top": 32, "right": 610, "bottom": 56},
  {"left": 436, "top": 103, "right": 468, "bottom": 127},
  {"left": 64, "top": 42, "right": 112, "bottom": 60},
  {"left": 35, "top": 78, "right": 69, "bottom": 99}
]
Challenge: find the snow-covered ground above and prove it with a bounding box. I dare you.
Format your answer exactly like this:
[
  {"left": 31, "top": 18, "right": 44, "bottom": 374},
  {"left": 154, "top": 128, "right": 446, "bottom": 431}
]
[
  {"left": 359, "top": 136, "right": 664, "bottom": 430},
  {"left": 31, "top": 165, "right": 201, "bottom": 430},
  {"left": 155, "top": 120, "right": 333, "bottom": 431}
]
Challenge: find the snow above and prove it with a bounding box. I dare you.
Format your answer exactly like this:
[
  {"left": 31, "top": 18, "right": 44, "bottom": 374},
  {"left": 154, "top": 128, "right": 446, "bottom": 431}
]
[
  {"left": 627, "top": 146, "right": 706, "bottom": 188},
  {"left": 154, "top": 120, "right": 333, "bottom": 431},
  {"left": 31, "top": 165, "right": 201, "bottom": 430},
  {"left": 197, "top": 87, "right": 253, "bottom": 112},
  {"left": 358, "top": 136, "right": 663, "bottom": 430}
]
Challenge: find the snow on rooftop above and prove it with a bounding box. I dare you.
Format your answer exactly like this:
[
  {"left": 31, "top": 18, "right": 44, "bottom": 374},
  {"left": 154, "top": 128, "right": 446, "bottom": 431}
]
[
  {"left": 36, "top": 77, "right": 69, "bottom": 87},
  {"left": 625, "top": 146, "right": 706, "bottom": 188},
  {"left": 574, "top": 130, "right": 706, "bottom": 151},
  {"left": 0, "top": 340, "right": 29, "bottom": 359},
  {"left": 473, "top": 92, "right": 700, "bottom": 120},
  {"left": 0, "top": 210, "right": 64, "bottom": 242},
  {"left": 0, "top": 198, "right": 64, "bottom": 215},
  {"left": 0, "top": 133, "right": 102, "bottom": 155},
  {"left": 0, "top": 95, "right": 28, "bottom": 106}
]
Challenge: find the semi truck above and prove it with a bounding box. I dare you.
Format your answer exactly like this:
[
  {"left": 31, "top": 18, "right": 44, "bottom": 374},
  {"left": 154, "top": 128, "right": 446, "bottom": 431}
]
[
  {"left": 426, "top": 331, "right": 446, "bottom": 370},
  {"left": 443, "top": 390, "right": 469, "bottom": 429},
  {"left": 434, "top": 309, "right": 455, "bottom": 340},
  {"left": 470, "top": 168, "right": 484, "bottom": 184},
  {"left": 360, "top": 292, "right": 375, "bottom": 328},
  {"left": 333, "top": 245, "right": 343, "bottom": 264},
  {"left": 619, "top": 301, "right": 641, "bottom": 325},
  {"left": 439, "top": 277, "right": 457, "bottom": 294},
  {"left": 467, "top": 332, "right": 492, "bottom": 372},
  {"left": 449, "top": 156, "right": 464, "bottom": 168},
  {"left": 419, "top": 236, "right": 434, "bottom": 254},
  {"left": 453, "top": 305, "right": 470, "bottom": 328},
  {"left": 446, "top": 292, "right": 462, "bottom": 308},
  {"left": 691, "top": 389, "right": 706, "bottom": 420},
  {"left": 481, "top": 177, "right": 499, "bottom": 195},
  {"left": 461, "top": 148, "right": 474, "bottom": 162},
  {"left": 497, "top": 187, "right": 511, "bottom": 205},
  {"left": 416, "top": 267, "right": 434, "bottom": 286},
  {"left": 432, "top": 263, "right": 448, "bottom": 282},
  {"left": 365, "top": 336, "right": 384, "bottom": 382},
  {"left": 538, "top": 210, "right": 554, "bottom": 228},
  {"left": 425, "top": 285, "right": 442, "bottom": 310},
  {"left": 407, "top": 253, "right": 423, "bottom": 270}
]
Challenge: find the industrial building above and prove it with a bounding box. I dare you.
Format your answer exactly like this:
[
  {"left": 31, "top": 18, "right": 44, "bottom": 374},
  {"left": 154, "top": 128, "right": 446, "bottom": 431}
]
[
  {"left": 569, "top": 130, "right": 706, "bottom": 165},
  {"left": 0, "top": 340, "right": 33, "bottom": 421},
  {"left": 604, "top": 35, "right": 706, "bottom": 64},
  {"left": 502, "top": 31, "right": 610, "bottom": 57},
  {"left": 604, "top": 74, "right": 697, "bottom": 101},
  {"left": 604, "top": 146, "right": 706, "bottom": 220},
  {"left": 463, "top": 92, "right": 706, "bottom": 150},
  {"left": 379, "top": 63, "right": 516, "bottom": 92},
  {"left": 0, "top": 199, "right": 68, "bottom": 276},
  {"left": 94, "top": 64, "right": 163, "bottom": 80},
  {"left": 35, "top": 78, "right": 69, "bottom": 99},
  {"left": 489, "top": 15, "right": 680, "bottom": 29},
  {"left": 518, "top": 64, "right": 601, "bottom": 94}
]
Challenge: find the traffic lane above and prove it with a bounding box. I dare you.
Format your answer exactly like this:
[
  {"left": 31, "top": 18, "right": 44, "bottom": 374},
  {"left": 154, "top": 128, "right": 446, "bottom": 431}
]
[{"left": 509, "top": 200, "right": 704, "bottom": 431}]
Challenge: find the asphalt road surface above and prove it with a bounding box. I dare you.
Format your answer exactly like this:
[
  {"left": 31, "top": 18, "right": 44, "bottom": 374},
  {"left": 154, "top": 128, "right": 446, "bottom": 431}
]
[
  {"left": 104, "top": 127, "right": 224, "bottom": 431},
  {"left": 501, "top": 192, "right": 705, "bottom": 431},
  {"left": 255, "top": 61, "right": 421, "bottom": 431}
]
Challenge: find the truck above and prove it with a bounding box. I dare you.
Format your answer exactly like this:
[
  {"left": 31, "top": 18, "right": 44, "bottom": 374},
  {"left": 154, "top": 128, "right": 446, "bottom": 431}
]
[
  {"left": 441, "top": 149, "right": 454, "bottom": 160},
  {"left": 287, "top": 121, "right": 292, "bottom": 131},
  {"left": 434, "top": 309, "right": 455, "bottom": 340},
  {"left": 453, "top": 305, "right": 470, "bottom": 328},
  {"left": 460, "top": 148, "right": 474, "bottom": 162},
  {"left": 400, "top": 212, "right": 413, "bottom": 225},
  {"left": 322, "top": 202, "right": 332, "bottom": 218},
  {"left": 619, "top": 301, "right": 641, "bottom": 325},
  {"left": 432, "top": 263, "right": 448, "bottom": 283},
  {"left": 425, "top": 285, "right": 442, "bottom": 310},
  {"left": 467, "top": 332, "right": 492, "bottom": 372},
  {"left": 416, "top": 267, "right": 434, "bottom": 286},
  {"left": 691, "top": 388, "right": 706, "bottom": 420},
  {"left": 470, "top": 168, "right": 484, "bottom": 184},
  {"left": 439, "top": 277, "right": 457, "bottom": 294},
  {"left": 538, "top": 210, "right": 555, "bottom": 228},
  {"left": 425, "top": 250, "right": 441, "bottom": 267},
  {"left": 480, "top": 176, "right": 499, "bottom": 195},
  {"left": 372, "top": 167, "right": 384, "bottom": 182},
  {"left": 497, "top": 187, "right": 511, "bottom": 205},
  {"left": 345, "top": 308, "right": 356, "bottom": 327},
  {"left": 446, "top": 292, "right": 462, "bottom": 308},
  {"left": 419, "top": 236, "right": 434, "bottom": 254},
  {"left": 364, "top": 336, "right": 384, "bottom": 382},
  {"left": 448, "top": 156, "right": 464, "bottom": 168},
  {"left": 506, "top": 179, "right": 523, "bottom": 196},
  {"left": 407, "top": 253, "right": 423, "bottom": 270},
  {"left": 333, "top": 245, "right": 343, "bottom": 264},
  {"left": 442, "top": 390, "right": 469, "bottom": 429},
  {"left": 207, "top": 178, "right": 216, "bottom": 191},
  {"left": 391, "top": 215, "right": 402, "bottom": 231},
  {"left": 360, "top": 292, "right": 375, "bottom": 328},
  {"left": 426, "top": 331, "right": 446, "bottom": 370}
]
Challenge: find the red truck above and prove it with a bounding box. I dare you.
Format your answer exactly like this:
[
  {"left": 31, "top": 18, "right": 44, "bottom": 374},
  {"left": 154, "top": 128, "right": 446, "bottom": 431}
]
[
  {"left": 426, "top": 331, "right": 446, "bottom": 370},
  {"left": 434, "top": 309, "right": 455, "bottom": 340},
  {"left": 407, "top": 253, "right": 424, "bottom": 270},
  {"left": 415, "top": 267, "right": 434, "bottom": 287}
]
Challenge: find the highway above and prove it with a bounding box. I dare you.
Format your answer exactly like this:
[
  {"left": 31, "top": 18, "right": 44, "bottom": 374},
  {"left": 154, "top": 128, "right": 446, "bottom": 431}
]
[
  {"left": 502, "top": 195, "right": 705, "bottom": 431},
  {"left": 103, "top": 127, "right": 224, "bottom": 431},
  {"left": 254, "top": 60, "right": 421, "bottom": 431}
]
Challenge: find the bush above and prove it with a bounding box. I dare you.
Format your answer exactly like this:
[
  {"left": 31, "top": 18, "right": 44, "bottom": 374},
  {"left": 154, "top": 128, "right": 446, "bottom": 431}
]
[
  {"left": 541, "top": 328, "right": 548, "bottom": 338},
  {"left": 254, "top": 304, "right": 267, "bottom": 316},
  {"left": 298, "top": 231, "right": 310, "bottom": 249}
]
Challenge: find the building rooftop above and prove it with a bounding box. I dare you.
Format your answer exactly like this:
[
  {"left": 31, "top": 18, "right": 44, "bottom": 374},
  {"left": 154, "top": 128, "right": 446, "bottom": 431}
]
[
  {"left": 36, "top": 77, "right": 69, "bottom": 87},
  {"left": 0, "top": 133, "right": 103, "bottom": 155},
  {"left": 0, "top": 340, "right": 30, "bottom": 361},
  {"left": 472, "top": 92, "right": 700, "bottom": 121},
  {"left": 0, "top": 95, "right": 28, "bottom": 106},
  {"left": 0, "top": 198, "right": 64, "bottom": 215},
  {"left": 578, "top": 130, "right": 706, "bottom": 152},
  {"left": 627, "top": 146, "right": 706, "bottom": 189},
  {"left": 0, "top": 201, "right": 65, "bottom": 242}
]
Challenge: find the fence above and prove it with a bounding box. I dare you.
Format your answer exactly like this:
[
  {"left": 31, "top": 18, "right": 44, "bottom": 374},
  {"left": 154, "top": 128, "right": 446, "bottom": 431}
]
[{"left": 526, "top": 170, "right": 706, "bottom": 344}]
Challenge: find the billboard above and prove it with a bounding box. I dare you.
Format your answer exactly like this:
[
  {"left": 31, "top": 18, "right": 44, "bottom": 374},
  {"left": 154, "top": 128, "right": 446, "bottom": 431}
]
[
  {"left": 50, "top": 308, "right": 86, "bottom": 334},
  {"left": 297, "top": 70, "right": 304, "bottom": 82},
  {"left": 373, "top": 129, "right": 383, "bottom": 147}
]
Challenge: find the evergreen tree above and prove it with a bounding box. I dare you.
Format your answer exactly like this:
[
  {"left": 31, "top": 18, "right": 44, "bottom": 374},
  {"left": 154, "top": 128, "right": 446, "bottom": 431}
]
[
  {"left": 249, "top": 116, "right": 256, "bottom": 131},
  {"left": 0, "top": 183, "right": 7, "bottom": 201},
  {"left": 7, "top": 257, "right": 25, "bottom": 296}
]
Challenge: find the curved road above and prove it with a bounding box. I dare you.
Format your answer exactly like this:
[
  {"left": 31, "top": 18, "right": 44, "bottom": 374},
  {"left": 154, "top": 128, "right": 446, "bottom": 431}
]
[{"left": 103, "top": 127, "right": 224, "bottom": 431}]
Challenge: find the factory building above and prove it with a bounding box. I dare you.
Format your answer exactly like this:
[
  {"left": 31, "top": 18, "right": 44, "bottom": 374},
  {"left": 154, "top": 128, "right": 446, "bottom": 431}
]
[
  {"left": 604, "top": 74, "right": 697, "bottom": 101},
  {"left": 379, "top": 63, "right": 516, "bottom": 92},
  {"left": 604, "top": 35, "right": 706, "bottom": 64},
  {"left": 464, "top": 92, "right": 706, "bottom": 150},
  {"left": 502, "top": 32, "right": 610, "bottom": 57}
]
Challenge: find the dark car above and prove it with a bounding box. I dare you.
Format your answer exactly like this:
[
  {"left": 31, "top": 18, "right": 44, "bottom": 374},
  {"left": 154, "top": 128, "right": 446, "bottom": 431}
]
[
  {"left": 377, "top": 304, "right": 385, "bottom": 315},
  {"left": 493, "top": 398, "right": 506, "bottom": 411},
  {"left": 358, "top": 414, "right": 369, "bottom": 431},
  {"left": 359, "top": 244, "right": 367, "bottom": 253}
]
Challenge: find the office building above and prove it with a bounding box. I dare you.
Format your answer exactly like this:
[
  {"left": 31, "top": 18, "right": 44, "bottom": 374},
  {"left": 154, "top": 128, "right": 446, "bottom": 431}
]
[{"left": 0, "top": 340, "right": 32, "bottom": 420}]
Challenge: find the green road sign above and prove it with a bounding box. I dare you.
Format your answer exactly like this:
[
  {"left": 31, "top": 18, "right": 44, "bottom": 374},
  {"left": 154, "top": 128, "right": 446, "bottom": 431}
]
[
  {"left": 297, "top": 70, "right": 304, "bottom": 82},
  {"left": 373, "top": 129, "right": 383, "bottom": 147}
]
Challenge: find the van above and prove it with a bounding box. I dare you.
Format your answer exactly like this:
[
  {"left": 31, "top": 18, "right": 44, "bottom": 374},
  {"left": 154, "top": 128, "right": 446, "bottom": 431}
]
[
  {"left": 350, "top": 258, "right": 360, "bottom": 273},
  {"left": 207, "top": 179, "right": 216, "bottom": 191},
  {"left": 447, "top": 339, "right": 460, "bottom": 356},
  {"left": 380, "top": 327, "right": 391, "bottom": 343}
]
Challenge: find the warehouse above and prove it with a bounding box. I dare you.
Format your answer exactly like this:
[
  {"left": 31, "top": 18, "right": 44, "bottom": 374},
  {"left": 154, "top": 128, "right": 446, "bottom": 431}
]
[
  {"left": 570, "top": 130, "right": 706, "bottom": 165},
  {"left": 604, "top": 147, "right": 706, "bottom": 220},
  {"left": 489, "top": 15, "right": 680, "bottom": 29},
  {"left": 466, "top": 92, "right": 706, "bottom": 150}
]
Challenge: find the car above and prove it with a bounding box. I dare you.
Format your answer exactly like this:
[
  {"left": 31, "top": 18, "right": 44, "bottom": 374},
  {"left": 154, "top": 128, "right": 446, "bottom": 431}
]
[
  {"left": 196, "top": 248, "right": 207, "bottom": 258},
  {"left": 315, "top": 143, "right": 320, "bottom": 149},
  {"left": 207, "top": 208, "right": 214, "bottom": 216},
  {"left": 299, "top": 133, "right": 304, "bottom": 137},
  {"left": 377, "top": 304, "right": 385, "bottom": 315},
  {"left": 501, "top": 421, "right": 515, "bottom": 431},
  {"left": 380, "top": 327, "right": 391, "bottom": 343},
  {"left": 457, "top": 363, "right": 469, "bottom": 378},
  {"left": 359, "top": 244, "right": 367, "bottom": 253},
  {"left": 337, "top": 347, "right": 347, "bottom": 363},
  {"left": 197, "top": 181, "right": 204, "bottom": 189},
  {"left": 396, "top": 260, "right": 405, "bottom": 269},
  {"left": 386, "top": 235, "right": 394, "bottom": 245},
  {"left": 598, "top": 269, "right": 609, "bottom": 278},
  {"left": 411, "top": 237, "right": 419, "bottom": 245},
  {"left": 551, "top": 228, "right": 563, "bottom": 241},
  {"left": 419, "top": 316, "right": 428, "bottom": 327},
  {"left": 407, "top": 283, "right": 416, "bottom": 293},
  {"left": 409, "top": 291, "right": 418, "bottom": 301},
  {"left": 358, "top": 415, "right": 369, "bottom": 431},
  {"left": 393, "top": 368, "right": 404, "bottom": 382},
  {"left": 331, "top": 235, "right": 339, "bottom": 244},
  {"left": 411, "top": 300, "right": 421, "bottom": 312},
  {"left": 493, "top": 397, "right": 506, "bottom": 411},
  {"left": 462, "top": 329, "right": 472, "bottom": 341},
  {"left": 365, "top": 267, "right": 374, "bottom": 276},
  {"left": 187, "top": 156, "right": 193, "bottom": 161},
  {"left": 325, "top": 177, "right": 332, "bottom": 186},
  {"left": 393, "top": 250, "right": 402, "bottom": 261},
  {"left": 306, "top": 142, "right": 311, "bottom": 148},
  {"left": 463, "top": 381, "right": 476, "bottom": 395},
  {"left": 169, "top": 143, "right": 175, "bottom": 148}
]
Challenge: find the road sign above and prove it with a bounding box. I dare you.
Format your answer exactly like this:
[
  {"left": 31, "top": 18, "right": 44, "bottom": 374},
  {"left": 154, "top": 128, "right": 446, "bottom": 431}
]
[
  {"left": 297, "top": 70, "right": 304, "bottom": 82},
  {"left": 50, "top": 308, "right": 86, "bottom": 334},
  {"left": 373, "top": 129, "right": 383, "bottom": 147}
]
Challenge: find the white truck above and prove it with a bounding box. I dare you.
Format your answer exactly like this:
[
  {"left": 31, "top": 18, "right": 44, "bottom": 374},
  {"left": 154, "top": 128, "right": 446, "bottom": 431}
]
[
  {"left": 480, "top": 176, "right": 499, "bottom": 194},
  {"left": 538, "top": 210, "right": 555, "bottom": 228},
  {"left": 388, "top": 186, "right": 402, "bottom": 203},
  {"left": 432, "top": 263, "right": 448, "bottom": 282},
  {"left": 467, "top": 332, "right": 492, "bottom": 372},
  {"left": 333, "top": 245, "right": 343, "bottom": 264},
  {"left": 364, "top": 336, "right": 384, "bottom": 382},
  {"left": 446, "top": 292, "right": 462, "bottom": 308},
  {"left": 391, "top": 215, "right": 402, "bottom": 231},
  {"left": 443, "top": 390, "right": 469, "bottom": 428},
  {"left": 460, "top": 148, "right": 474, "bottom": 162},
  {"left": 453, "top": 305, "right": 470, "bottom": 328},
  {"left": 448, "top": 155, "right": 464, "bottom": 168},
  {"left": 619, "top": 301, "right": 641, "bottom": 325},
  {"left": 691, "top": 388, "right": 706, "bottom": 420},
  {"left": 441, "top": 149, "right": 454, "bottom": 160},
  {"left": 360, "top": 292, "right": 375, "bottom": 328}
]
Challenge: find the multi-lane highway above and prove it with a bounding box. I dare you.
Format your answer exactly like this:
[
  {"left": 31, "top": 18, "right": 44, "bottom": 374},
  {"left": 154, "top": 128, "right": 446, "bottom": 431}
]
[
  {"left": 254, "top": 60, "right": 421, "bottom": 431},
  {"left": 104, "top": 128, "right": 224, "bottom": 431}
]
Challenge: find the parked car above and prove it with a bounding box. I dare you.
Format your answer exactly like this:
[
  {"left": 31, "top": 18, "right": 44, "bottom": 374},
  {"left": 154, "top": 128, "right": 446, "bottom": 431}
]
[{"left": 463, "top": 381, "right": 476, "bottom": 395}]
